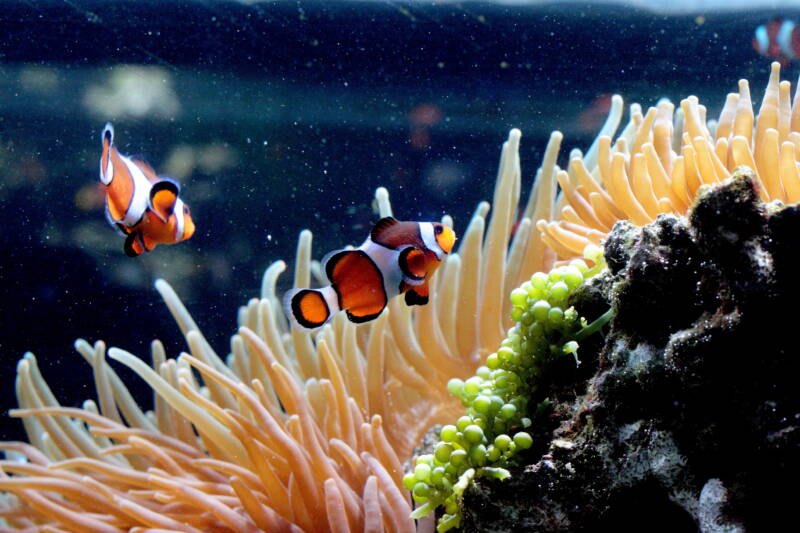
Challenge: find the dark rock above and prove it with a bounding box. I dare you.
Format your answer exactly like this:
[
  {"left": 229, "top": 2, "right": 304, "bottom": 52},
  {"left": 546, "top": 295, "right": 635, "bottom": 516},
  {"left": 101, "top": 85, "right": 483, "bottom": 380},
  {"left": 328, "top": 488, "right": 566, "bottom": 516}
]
[{"left": 460, "top": 168, "right": 799, "bottom": 532}]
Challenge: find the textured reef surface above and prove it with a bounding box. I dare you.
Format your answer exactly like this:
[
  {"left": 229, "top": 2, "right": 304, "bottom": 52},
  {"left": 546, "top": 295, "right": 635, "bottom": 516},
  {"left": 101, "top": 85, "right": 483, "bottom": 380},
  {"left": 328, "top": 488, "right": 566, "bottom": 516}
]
[{"left": 460, "top": 167, "right": 799, "bottom": 532}]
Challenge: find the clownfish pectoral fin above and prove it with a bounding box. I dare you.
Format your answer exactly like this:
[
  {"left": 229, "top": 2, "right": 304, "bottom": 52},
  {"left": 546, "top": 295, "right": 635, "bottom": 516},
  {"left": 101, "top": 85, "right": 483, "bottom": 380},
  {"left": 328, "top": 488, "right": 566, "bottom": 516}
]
[
  {"left": 123, "top": 232, "right": 146, "bottom": 257},
  {"left": 404, "top": 280, "right": 430, "bottom": 306},
  {"left": 100, "top": 123, "right": 115, "bottom": 185},
  {"left": 105, "top": 204, "right": 131, "bottom": 236},
  {"left": 141, "top": 233, "right": 157, "bottom": 252},
  {"left": 148, "top": 179, "right": 180, "bottom": 223},
  {"left": 284, "top": 286, "right": 340, "bottom": 330},
  {"left": 398, "top": 246, "right": 427, "bottom": 285}
]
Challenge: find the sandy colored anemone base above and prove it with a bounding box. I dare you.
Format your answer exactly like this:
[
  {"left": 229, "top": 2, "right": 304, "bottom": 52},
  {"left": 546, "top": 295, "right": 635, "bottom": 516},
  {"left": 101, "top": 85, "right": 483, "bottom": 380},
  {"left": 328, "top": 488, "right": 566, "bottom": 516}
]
[
  {"left": 0, "top": 125, "right": 564, "bottom": 531},
  {"left": 539, "top": 61, "right": 800, "bottom": 259}
]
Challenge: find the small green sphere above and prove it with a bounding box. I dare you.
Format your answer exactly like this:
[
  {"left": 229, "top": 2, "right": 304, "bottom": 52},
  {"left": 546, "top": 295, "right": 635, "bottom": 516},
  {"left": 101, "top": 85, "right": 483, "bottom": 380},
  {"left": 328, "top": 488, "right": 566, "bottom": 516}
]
[
  {"left": 490, "top": 395, "right": 504, "bottom": 412},
  {"left": 487, "top": 444, "right": 501, "bottom": 462},
  {"left": 584, "top": 243, "right": 603, "bottom": 264},
  {"left": 497, "top": 346, "right": 515, "bottom": 363},
  {"left": 532, "top": 300, "right": 551, "bottom": 322},
  {"left": 562, "top": 265, "right": 584, "bottom": 288},
  {"left": 510, "top": 306, "right": 523, "bottom": 322},
  {"left": 520, "top": 311, "right": 535, "bottom": 326},
  {"left": 549, "top": 281, "right": 569, "bottom": 303},
  {"left": 440, "top": 424, "right": 458, "bottom": 442},
  {"left": 494, "top": 434, "right": 512, "bottom": 451},
  {"left": 500, "top": 403, "right": 517, "bottom": 420},
  {"left": 476, "top": 365, "right": 491, "bottom": 379},
  {"left": 510, "top": 287, "right": 528, "bottom": 306},
  {"left": 548, "top": 267, "right": 564, "bottom": 282},
  {"left": 494, "top": 375, "right": 508, "bottom": 389},
  {"left": 486, "top": 352, "right": 500, "bottom": 369},
  {"left": 469, "top": 444, "right": 487, "bottom": 466},
  {"left": 531, "top": 271, "right": 549, "bottom": 289},
  {"left": 472, "top": 395, "right": 491, "bottom": 414},
  {"left": 463, "top": 424, "right": 484, "bottom": 444},
  {"left": 513, "top": 431, "right": 533, "bottom": 450},
  {"left": 446, "top": 378, "right": 464, "bottom": 397},
  {"left": 416, "top": 454, "right": 433, "bottom": 466},
  {"left": 456, "top": 416, "right": 472, "bottom": 432},
  {"left": 414, "top": 463, "right": 432, "bottom": 482},
  {"left": 569, "top": 258, "right": 589, "bottom": 273},
  {"left": 463, "top": 377, "right": 482, "bottom": 397},
  {"left": 431, "top": 466, "right": 445, "bottom": 486},
  {"left": 434, "top": 443, "right": 453, "bottom": 463},
  {"left": 413, "top": 482, "right": 430, "bottom": 498},
  {"left": 450, "top": 449, "right": 467, "bottom": 466},
  {"left": 412, "top": 493, "right": 428, "bottom": 504},
  {"left": 403, "top": 473, "right": 416, "bottom": 490},
  {"left": 548, "top": 306, "right": 564, "bottom": 325}
]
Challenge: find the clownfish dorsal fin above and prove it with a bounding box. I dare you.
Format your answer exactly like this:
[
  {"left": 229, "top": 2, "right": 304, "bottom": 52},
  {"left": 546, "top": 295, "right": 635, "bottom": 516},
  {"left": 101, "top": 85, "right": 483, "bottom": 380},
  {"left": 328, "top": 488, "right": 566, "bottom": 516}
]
[
  {"left": 102, "top": 122, "right": 114, "bottom": 146},
  {"left": 100, "top": 123, "right": 115, "bottom": 185},
  {"left": 131, "top": 157, "right": 160, "bottom": 183},
  {"left": 370, "top": 216, "right": 399, "bottom": 243},
  {"left": 148, "top": 179, "right": 180, "bottom": 223}
]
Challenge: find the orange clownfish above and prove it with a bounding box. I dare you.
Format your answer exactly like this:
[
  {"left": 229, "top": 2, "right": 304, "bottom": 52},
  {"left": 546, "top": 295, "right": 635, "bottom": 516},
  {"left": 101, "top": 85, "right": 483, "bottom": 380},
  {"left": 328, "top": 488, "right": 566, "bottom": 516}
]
[
  {"left": 284, "top": 217, "right": 456, "bottom": 330},
  {"left": 99, "top": 123, "right": 195, "bottom": 256},
  {"left": 753, "top": 18, "right": 800, "bottom": 65}
]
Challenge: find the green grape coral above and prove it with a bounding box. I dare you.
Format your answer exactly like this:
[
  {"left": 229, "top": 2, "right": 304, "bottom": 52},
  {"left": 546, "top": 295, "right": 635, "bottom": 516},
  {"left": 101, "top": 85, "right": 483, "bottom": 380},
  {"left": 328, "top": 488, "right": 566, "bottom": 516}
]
[{"left": 407, "top": 244, "right": 611, "bottom": 532}]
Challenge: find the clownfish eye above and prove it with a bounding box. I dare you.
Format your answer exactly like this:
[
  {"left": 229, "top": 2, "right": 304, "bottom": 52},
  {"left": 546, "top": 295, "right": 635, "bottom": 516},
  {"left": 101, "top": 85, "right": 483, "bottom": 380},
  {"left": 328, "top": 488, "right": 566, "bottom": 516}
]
[
  {"left": 184, "top": 206, "right": 190, "bottom": 214},
  {"left": 434, "top": 224, "right": 443, "bottom": 235}
]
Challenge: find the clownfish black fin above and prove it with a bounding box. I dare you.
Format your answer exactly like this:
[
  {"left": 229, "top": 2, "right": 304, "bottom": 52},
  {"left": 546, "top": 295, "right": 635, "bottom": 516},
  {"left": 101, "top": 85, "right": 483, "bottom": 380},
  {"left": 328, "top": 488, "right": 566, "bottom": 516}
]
[
  {"left": 124, "top": 232, "right": 144, "bottom": 257},
  {"left": 284, "top": 287, "right": 338, "bottom": 331},
  {"left": 370, "top": 216, "right": 399, "bottom": 243},
  {"left": 404, "top": 283, "right": 430, "bottom": 306},
  {"left": 148, "top": 179, "right": 180, "bottom": 223},
  {"left": 398, "top": 246, "right": 427, "bottom": 285},
  {"left": 345, "top": 306, "right": 385, "bottom": 323}
]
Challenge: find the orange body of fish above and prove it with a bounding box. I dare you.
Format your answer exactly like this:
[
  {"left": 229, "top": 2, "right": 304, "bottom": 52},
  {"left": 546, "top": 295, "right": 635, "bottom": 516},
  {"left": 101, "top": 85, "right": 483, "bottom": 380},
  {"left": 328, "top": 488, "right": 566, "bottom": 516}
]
[
  {"left": 99, "top": 123, "right": 195, "bottom": 256},
  {"left": 285, "top": 217, "right": 456, "bottom": 329}
]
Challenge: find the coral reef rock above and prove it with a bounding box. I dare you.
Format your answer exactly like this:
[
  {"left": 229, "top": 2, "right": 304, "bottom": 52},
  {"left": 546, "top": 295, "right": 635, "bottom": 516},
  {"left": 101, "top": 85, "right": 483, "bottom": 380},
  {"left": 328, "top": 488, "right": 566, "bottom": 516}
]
[{"left": 460, "top": 167, "right": 799, "bottom": 533}]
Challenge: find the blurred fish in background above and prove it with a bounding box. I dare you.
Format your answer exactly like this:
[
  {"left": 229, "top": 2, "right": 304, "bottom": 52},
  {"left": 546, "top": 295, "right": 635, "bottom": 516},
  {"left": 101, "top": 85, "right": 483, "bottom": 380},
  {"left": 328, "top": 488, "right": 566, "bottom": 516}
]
[{"left": 753, "top": 18, "right": 800, "bottom": 65}]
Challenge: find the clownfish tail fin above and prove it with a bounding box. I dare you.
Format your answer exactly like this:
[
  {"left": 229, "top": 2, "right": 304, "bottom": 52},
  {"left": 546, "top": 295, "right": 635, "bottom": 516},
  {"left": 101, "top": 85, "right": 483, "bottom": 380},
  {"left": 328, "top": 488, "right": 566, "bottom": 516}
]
[{"left": 284, "top": 286, "right": 340, "bottom": 331}]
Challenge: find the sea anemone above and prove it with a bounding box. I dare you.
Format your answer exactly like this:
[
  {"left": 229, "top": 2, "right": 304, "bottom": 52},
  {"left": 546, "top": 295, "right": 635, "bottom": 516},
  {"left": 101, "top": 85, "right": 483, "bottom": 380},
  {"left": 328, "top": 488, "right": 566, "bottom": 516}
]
[
  {"left": 0, "top": 125, "right": 559, "bottom": 531},
  {"left": 1, "top": 63, "right": 792, "bottom": 531},
  {"left": 538, "top": 61, "right": 800, "bottom": 258}
]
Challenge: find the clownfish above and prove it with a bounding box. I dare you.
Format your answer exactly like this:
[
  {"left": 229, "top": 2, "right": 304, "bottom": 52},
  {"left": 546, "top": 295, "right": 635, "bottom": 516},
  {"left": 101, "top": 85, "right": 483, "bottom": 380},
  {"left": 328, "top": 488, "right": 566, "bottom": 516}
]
[
  {"left": 753, "top": 18, "right": 800, "bottom": 65},
  {"left": 284, "top": 217, "right": 456, "bottom": 330},
  {"left": 99, "top": 123, "right": 195, "bottom": 256}
]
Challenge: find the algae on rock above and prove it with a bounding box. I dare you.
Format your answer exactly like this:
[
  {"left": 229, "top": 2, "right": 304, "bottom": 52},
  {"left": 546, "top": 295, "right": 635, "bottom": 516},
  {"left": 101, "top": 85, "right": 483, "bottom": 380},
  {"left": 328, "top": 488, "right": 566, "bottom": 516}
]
[{"left": 460, "top": 167, "right": 800, "bottom": 532}]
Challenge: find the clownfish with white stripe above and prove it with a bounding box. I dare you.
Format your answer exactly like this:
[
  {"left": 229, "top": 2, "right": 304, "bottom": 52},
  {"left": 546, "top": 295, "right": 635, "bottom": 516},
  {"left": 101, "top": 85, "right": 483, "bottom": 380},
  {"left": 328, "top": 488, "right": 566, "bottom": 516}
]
[
  {"left": 284, "top": 217, "right": 456, "bottom": 330},
  {"left": 753, "top": 18, "right": 800, "bottom": 65},
  {"left": 99, "top": 123, "right": 195, "bottom": 256}
]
